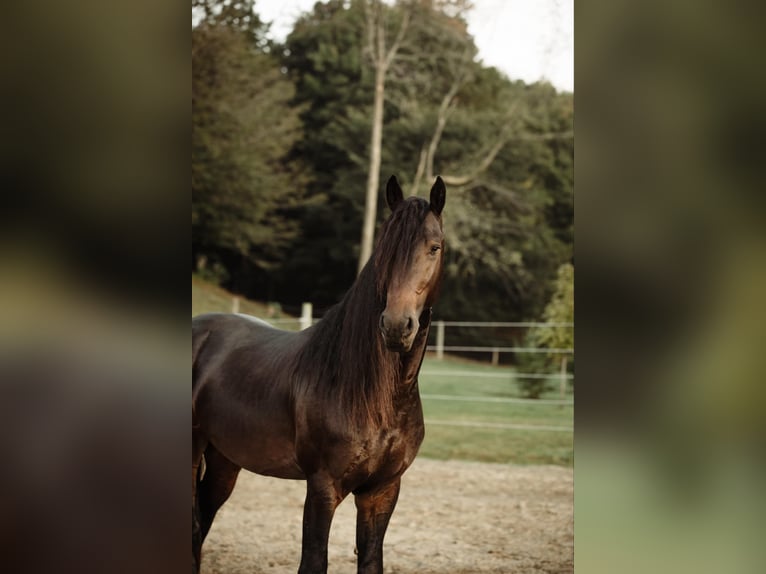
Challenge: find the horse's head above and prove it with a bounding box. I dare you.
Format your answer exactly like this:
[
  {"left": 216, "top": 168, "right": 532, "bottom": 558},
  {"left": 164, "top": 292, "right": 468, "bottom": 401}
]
[{"left": 376, "top": 175, "right": 446, "bottom": 353}]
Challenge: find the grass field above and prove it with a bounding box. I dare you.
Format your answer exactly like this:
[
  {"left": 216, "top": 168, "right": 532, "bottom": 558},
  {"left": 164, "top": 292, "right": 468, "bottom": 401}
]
[
  {"left": 193, "top": 275, "right": 280, "bottom": 319},
  {"left": 192, "top": 276, "right": 573, "bottom": 466},
  {"left": 417, "top": 357, "right": 573, "bottom": 465}
]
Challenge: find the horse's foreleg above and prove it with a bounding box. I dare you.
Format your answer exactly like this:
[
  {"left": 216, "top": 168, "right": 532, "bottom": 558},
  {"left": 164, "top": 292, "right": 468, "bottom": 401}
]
[
  {"left": 198, "top": 445, "right": 241, "bottom": 541},
  {"left": 298, "top": 474, "right": 343, "bottom": 574},
  {"left": 353, "top": 478, "right": 401, "bottom": 574}
]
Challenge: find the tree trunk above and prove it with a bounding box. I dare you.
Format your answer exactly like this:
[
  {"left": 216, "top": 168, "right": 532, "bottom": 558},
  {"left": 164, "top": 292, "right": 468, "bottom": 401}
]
[
  {"left": 358, "top": 64, "right": 386, "bottom": 274},
  {"left": 358, "top": 0, "right": 411, "bottom": 274}
]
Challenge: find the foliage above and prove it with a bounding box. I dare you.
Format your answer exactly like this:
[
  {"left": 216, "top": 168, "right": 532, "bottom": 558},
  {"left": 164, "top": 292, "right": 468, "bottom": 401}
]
[
  {"left": 190, "top": 0, "right": 573, "bottom": 331},
  {"left": 516, "top": 331, "right": 556, "bottom": 399},
  {"left": 192, "top": 0, "right": 269, "bottom": 48},
  {"left": 537, "top": 262, "right": 575, "bottom": 349},
  {"left": 517, "top": 263, "right": 574, "bottom": 398},
  {"left": 192, "top": 4, "right": 307, "bottom": 289}
]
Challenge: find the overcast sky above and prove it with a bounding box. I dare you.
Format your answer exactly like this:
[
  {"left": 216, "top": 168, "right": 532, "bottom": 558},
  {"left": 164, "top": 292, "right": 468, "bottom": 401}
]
[{"left": 256, "top": 0, "right": 573, "bottom": 92}]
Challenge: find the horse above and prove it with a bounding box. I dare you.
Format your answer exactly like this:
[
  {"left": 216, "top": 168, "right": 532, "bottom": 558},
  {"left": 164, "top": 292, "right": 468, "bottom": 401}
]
[{"left": 192, "top": 175, "right": 446, "bottom": 574}]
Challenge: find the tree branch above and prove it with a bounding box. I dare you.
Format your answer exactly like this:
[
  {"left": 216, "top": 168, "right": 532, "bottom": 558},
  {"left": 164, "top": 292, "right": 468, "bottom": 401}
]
[
  {"left": 363, "top": 0, "right": 376, "bottom": 60},
  {"left": 425, "top": 77, "right": 462, "bottom": 182},
  {"left": 420, "top": 42, "right": 475, "bottom": 181},
  {"left": 440, "top": 128, "right": 573, "bottom": 187},
  {"left": 412, "top": 145, "right": 428, "bottom": 194},
  {"left": 384, "top": 4, "right": 412, "bottom": 69}
]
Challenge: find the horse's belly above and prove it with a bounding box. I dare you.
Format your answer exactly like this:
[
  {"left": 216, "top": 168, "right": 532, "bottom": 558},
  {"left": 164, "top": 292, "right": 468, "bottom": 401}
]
[
  {"left": 197, "top": 373, "right": 305, "bottom": 479},
  {"left": 238, "top": 439, "right": 305, "bottom": 480},
  {"left": 204, "top": 411, "right": 305, "bottom": 479}
]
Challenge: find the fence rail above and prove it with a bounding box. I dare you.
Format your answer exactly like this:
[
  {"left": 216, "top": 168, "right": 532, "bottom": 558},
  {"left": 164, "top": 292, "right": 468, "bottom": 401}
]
[
  {"left": 233, "top": 301, "right": 573, "bottom": 434},
  {"left": 435, "top": 321, "right": 573, "bottom": 327},
  {"left": 424, "top": 420, "right": 573, "bottom": 432},
  {"left": 421, "top": 394, "right": 573, "bottom": 406},
  {"left": 421, "top": 370, "right": 573, "bottom": 380},
  {"left": 426, "top": 345, "right": 574, "bottom": 354}
]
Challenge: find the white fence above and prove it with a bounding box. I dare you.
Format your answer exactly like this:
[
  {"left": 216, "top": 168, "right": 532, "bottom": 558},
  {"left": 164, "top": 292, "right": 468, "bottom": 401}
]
[
  {"left": 237, "top": 300, "right": 574, "bottom": 380},
  {"left": 430, "top": 320, "right": 574, "bottom": 360},
  {"left": 234, "top": 300, "right": 574, "bottom": 433}
]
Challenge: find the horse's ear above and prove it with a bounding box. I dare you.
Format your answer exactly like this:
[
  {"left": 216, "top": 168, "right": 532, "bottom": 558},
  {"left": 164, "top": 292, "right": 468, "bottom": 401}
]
[
  {"left": 430, "top": 176, "right": 446, "bottom": 216},
  {"left": 386, "top": 175, "right": 404, "bottom": 211}
]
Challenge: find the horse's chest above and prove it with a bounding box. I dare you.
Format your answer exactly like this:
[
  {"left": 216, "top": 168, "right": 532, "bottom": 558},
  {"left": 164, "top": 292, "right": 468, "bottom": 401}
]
[{"left": 340, "top": 425, "right": 423, "bottom": 490}]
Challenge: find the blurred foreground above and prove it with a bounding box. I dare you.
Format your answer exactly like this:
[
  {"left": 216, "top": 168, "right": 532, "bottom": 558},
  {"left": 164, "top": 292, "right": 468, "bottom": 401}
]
[
  {"left": 576, "top": 1, "right": 766, "bottom": 572},
  {"left": 0, "top": 253, "right": 187, "bottom": 574},
  {"left": 0, "top": 2, "right": 187, "bottom": 572}
]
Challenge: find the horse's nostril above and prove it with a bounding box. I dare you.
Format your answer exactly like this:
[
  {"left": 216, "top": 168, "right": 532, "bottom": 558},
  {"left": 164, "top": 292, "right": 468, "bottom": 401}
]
[
  {"left": 405, "top": 316, "right": 414, "bottom": 334},
  {"left": 379, "top": 314, "right": 386, "bottom": 332}
]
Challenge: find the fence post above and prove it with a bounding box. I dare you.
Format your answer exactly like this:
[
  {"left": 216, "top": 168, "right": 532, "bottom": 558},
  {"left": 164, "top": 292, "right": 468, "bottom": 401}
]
[
  {"left": 491, "top": 348, "right": 499, "bottom": 366},
  {"left": 300, "top": 302, "right": 313, "bottom": 331},
  {"left": 231, "top": 296, "right": 240, "bottom": 314},
  {"left": 559, "top": 355, "right": 568, "bottom": 399},
  {"left": 435, "top": 320, "right": 445, "bottom": 360}
]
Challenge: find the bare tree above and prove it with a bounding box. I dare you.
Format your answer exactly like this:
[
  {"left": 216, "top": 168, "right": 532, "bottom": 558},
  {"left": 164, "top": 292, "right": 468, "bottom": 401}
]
[
  {"left": 358, "top": 0, "right": 412, "bottom": 274},
  {"left": 357, "top": 0, "right": 571, "bottom": 273},
  {"left": 412, "top": 74, "right": 572, "bottom": 194},
  {"left": 405, "top": 0, "right": 572, "bottom": 196}
]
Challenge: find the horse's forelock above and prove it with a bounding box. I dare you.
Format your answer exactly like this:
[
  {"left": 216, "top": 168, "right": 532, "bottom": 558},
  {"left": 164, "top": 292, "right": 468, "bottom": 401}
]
[{"left": 373, "top": 198, "right": 432, "bottom": 298}]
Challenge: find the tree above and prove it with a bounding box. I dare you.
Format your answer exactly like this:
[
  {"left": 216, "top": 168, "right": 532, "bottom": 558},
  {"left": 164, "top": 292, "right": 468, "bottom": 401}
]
[
  {"left": 358, "top": 0, "right": 413, "bottom": 273},
  {"left": 275, "top": 0, "right": 573, "bottom": 324},
  {"left": 369, "top": 2, "right": 573, "bottom": 320},
  {"left": 278, "top": 0, "right": 373, "bottom": 306},
  {"left": 192, "top": 4, "right": 306, "bottom": 287},
  {"left": 192, "top": 0, "right": 269, "bottom": 48},
  {"left": 538, "top": 262, "right": 574, "bottom": 350},
  {"left": 518, "top": 262, "right": 574, "bottom": 398},
  {"left": 387, "top": 69, "right": 573, "bottom": 320}
]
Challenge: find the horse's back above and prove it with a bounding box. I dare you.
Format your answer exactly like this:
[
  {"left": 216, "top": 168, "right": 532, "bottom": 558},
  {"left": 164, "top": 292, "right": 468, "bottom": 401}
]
[
  {"left": 193, "top": 313, "right": 281, "bottom": 359},
  {"left": 192, "top": 313, "right": 299, "bottom": 386},
  {"left": 193, "top": 312, "right": 272, "bottom": 339},
  {"left": 192, "top": 313, "right": 248, "bottom": 383},
  {"left": 192, "top": 313, "right": 306, "bottom": 478}
]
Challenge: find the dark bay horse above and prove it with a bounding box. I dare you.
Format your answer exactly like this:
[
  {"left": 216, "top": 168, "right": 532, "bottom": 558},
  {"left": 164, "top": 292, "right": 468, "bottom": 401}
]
[{"left": 192, "top": 176, "right": 446, "bottom": 574}]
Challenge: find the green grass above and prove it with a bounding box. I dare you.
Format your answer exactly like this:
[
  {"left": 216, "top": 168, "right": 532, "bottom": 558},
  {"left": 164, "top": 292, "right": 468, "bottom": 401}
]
[
  {"left": 418, "top": 355, "right": 571, "bottom": 400},
  {"left": 192, "top": 275, "right": 301, "bottom": 329},
  {"left": 193, "top": 275, "right": 270, "bottom": 317},
  {"left": 192, "top": 276, "right": 574, "bottom": 466},
  {"left": 418, "top": 424, "right": 573, "bottom": 466},
  {"left": 417, "top": 357, "right": 573, "bottom": 466}
]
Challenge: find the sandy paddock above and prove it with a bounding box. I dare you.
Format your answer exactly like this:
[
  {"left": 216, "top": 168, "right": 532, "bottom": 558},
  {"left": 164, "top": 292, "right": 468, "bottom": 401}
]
[{"left": 201, "top": 458, "right": 573, "bottom": 574}]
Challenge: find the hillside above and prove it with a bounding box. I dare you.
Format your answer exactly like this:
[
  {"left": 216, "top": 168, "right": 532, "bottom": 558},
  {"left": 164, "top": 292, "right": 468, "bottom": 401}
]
[{"left": 192, "top": 276, "right": 296, "bottom": 320}]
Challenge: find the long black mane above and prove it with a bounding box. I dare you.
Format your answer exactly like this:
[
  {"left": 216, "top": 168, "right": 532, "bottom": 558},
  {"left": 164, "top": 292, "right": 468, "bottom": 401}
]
[{"left": 294, "top": 197, "right": 440, "bottom": 428}]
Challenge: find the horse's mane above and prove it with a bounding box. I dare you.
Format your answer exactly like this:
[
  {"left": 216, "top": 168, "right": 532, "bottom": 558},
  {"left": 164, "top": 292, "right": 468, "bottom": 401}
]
[{"left": 294, "top": 197, "right": 440, "bottom": 428}]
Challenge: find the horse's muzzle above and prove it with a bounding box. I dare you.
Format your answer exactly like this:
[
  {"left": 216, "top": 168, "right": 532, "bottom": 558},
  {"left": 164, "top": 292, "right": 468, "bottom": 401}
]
[{"left": 379, "top": 312, "right": 417, "bottom": 352}]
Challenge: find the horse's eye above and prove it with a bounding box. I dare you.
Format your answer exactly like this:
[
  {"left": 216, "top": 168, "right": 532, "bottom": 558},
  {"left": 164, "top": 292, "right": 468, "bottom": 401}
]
[{"left": 430, "top": 245, "right": 441, "bottom": 255}]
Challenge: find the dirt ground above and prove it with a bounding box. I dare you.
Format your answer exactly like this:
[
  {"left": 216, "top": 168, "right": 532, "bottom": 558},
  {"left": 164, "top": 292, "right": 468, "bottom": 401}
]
[{"left": 201, "top": 458, "right": 573, "bottom": 574}]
